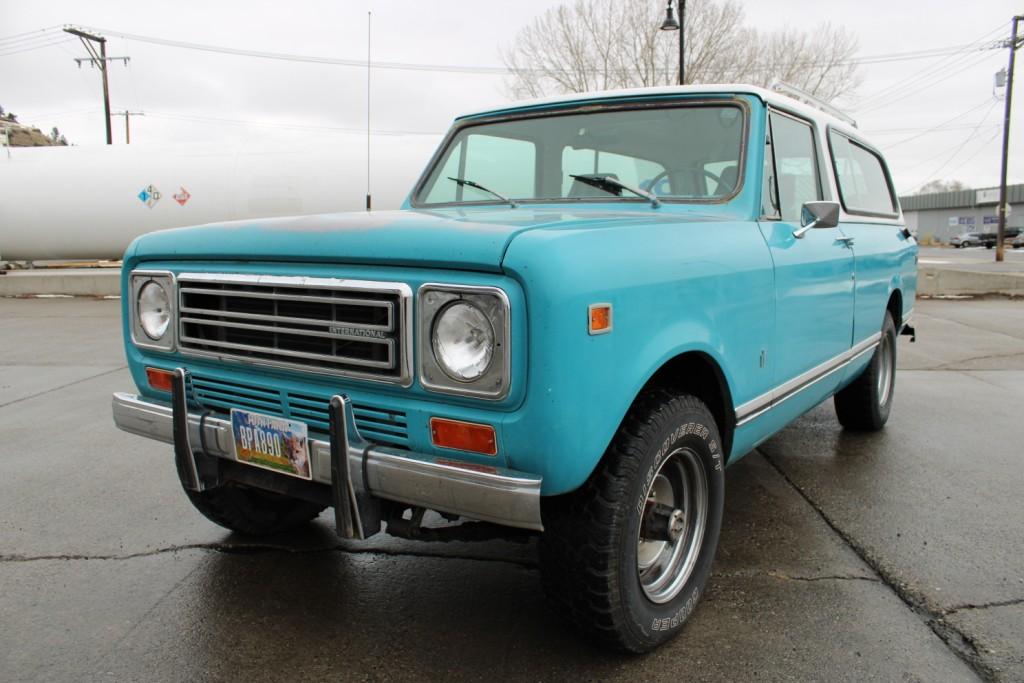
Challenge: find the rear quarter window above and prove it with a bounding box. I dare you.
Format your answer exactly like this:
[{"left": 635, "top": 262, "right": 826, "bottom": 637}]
[{"left": 828, "top": 131, "right": 898, "bottom": 217}]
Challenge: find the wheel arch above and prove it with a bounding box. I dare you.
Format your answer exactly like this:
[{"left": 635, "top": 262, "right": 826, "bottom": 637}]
[
  {"left": 886, "top": 286, "right": 903, "bottom": 326},
  {"left": 631, "top": 350, "right": 736, "bottom": 462}
]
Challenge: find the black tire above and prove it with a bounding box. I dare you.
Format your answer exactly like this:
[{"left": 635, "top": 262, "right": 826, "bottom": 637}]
[
  {"left": 184, "top": 484, "right": 326, "bottom": 536},
  {"left": 539, "top": 391, "right": 725, "bottom": 653},
  {"left": 834, "top": 310, "right": 897, "bottom": 431}
]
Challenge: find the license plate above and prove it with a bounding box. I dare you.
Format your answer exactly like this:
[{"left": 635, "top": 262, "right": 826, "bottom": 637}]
[{"left": 230, "top": 409, "right": 311, "bottom": 480}]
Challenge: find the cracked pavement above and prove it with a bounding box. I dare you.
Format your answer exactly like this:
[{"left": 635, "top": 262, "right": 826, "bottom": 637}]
[{"left": 0, "top": 297, "right": 1020, "bottom": 681}]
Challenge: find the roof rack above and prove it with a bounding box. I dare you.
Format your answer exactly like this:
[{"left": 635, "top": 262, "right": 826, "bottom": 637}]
[{"left": 770, "top": 80, "right": 858, "bottom": 128}]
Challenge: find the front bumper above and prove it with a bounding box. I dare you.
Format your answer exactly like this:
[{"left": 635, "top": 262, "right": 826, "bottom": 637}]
[{"left": 111, "top": 376, "right": 543, "bottom": 534}]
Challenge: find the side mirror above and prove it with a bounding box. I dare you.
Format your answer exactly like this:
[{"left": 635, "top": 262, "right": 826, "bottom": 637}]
[{"left": 794, "top": 201, "right": 840, "bottom": 238}]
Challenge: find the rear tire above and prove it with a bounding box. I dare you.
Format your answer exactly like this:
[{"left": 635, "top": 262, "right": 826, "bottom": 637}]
[
  {"left": 184, "top": 483, "right": 326, "bottom": 536},
  {"left": 539, "top": 391, "right": 725, "bottom": 653},
  {"left": 834, "top": 311, "right": 897, "bottom": 432}
]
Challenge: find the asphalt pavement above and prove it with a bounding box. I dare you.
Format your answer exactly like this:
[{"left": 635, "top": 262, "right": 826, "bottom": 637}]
[{"left": 0, "top": 297, "right": 1021, "bottom": 682}]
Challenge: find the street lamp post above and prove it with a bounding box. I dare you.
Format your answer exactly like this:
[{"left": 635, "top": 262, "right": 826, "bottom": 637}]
[{"left": 659, "top": 0, "right": 685, "bottom": 85}]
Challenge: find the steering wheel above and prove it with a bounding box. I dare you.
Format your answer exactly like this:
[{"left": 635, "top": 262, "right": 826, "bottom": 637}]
[{"left": 647, "top": 168, "right": 723, "bottom": 197}]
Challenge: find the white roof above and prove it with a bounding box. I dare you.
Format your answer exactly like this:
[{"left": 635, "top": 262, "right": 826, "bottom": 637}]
[{"left": 459, "top": 83, "right": 862, "bottom": 139}]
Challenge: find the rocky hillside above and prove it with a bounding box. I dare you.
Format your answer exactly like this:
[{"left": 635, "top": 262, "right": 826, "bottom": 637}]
[{"left": 0, "top": 119, "right": 66, "bottom": 147}]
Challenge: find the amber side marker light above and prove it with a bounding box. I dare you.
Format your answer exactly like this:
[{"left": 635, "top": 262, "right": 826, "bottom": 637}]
[
  {"left": 589, "top": 303, "right": 613, "bottom": 335},
  {"left": 430, "top": 417, "right": 498, "bottom": 456},
  {"left": 145, "top": 367, "right": 174, "bottom": 393}
]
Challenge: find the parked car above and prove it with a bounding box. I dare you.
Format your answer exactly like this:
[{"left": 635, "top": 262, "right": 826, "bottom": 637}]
[
  {"left": 951, "top": 231, "right": 981, "bottom": 248},
  {"left": 1014, "top": 232, "right": 1024, "bottom": 248},
  {"left": 112, "top": 84, "right": 917, "bottom": 653},
  {"left": 981, "top": 228, "right": 1021, "bottom": 248}
]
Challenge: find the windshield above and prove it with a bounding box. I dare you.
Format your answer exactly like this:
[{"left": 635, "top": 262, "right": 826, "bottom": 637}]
[{"left": 414, "top": 103, "right": 746, "bottom": 207}]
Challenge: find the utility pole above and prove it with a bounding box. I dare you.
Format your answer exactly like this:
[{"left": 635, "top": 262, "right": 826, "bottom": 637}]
[
  {"left": 63, "top": 27, "right": 130, "bottom": 145},
  {"left": 996, "top": 15, "right": 1024, "bottom": 262},
  {"left": 119, "top": 111, "right": 144, "bottom": 144}
]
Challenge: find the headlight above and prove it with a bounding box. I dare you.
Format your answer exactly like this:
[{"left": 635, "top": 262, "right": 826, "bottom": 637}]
[
  {"left": 138, "top": 281, "right": 171, "bottom": 340},
  {"left": 129, "top": 270, "right": 175, "bottom": 351},
  {"left": 432, "top": 301, "right": 494, "bottom": 381},
  {"left": 418, "top": 284, "right": 510, "bottom": 400}
]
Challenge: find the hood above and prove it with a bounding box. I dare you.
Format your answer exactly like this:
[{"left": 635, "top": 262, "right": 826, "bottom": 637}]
[{"left": 128, "top": 205, "right": 733, "bottom": 272}]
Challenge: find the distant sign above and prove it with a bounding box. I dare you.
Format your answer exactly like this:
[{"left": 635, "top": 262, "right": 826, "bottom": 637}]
[
  {"left": 173, "top": 187, "right": 191, "bottom": 206},
  {"left": 984, "top": 215, "right": 999, "bottom": 224},
  {"left": 137, "top": 184, "right": 161, "bottom": 209},
  {"left": 976, "top": 188, "right": 1000, "bottom": 204},
  {"left": 949, "top": 216, "right": 975, "bottom": 226}
]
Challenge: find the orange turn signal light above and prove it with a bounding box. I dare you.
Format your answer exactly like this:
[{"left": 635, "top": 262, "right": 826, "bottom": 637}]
[
  {"left": 430, "top": 417, "right": 497, "bottom": 456},
  {"left": 145, "top": 367, "right": 174, "bottom": 393},
  {"left": 589, "top": 303, "right": 613, "bottom": 335}
]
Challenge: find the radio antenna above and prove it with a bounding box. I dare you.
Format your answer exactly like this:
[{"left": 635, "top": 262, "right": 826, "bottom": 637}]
[{"left": 366, "top": 11, "right": 372, "bottom": 212}]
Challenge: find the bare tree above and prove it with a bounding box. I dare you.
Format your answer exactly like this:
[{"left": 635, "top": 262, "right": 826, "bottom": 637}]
[{"left": 502, "top": 0, "right": 862, "bottom": 102}]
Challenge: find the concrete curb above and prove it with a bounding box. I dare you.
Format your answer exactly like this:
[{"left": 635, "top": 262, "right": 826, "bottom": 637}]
[
  {"left": 0, "top": 269, "right": 120, "bottom": 297},
  {"left": 917, "top": 267, "right": 1024, "bottom": 298}
]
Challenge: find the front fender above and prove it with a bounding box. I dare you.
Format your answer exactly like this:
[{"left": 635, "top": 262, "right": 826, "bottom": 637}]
[{"left": 498, "top": 218, "right": 773, "bottom": 495}]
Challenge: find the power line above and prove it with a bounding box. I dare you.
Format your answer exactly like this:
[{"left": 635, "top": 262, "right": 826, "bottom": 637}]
[
  {"left": 68, "top": 23, "right": 1004, "bottom": 76},
  {"left": 857, "top": 49, "right": 1003, "bottom": 113},
  {"left": 879, "top": 98, "right": 997, "bottom": 149},
  {"left": 0, "top": 38, "right": 74, "bottom": 57},
  {"left": 854, "top": 22, "right": 1007, "bottom": 109},
  {"left": 140, "top": 109, "right": 442, "bottom": 136},
  {"left": 0, "top": 26, "right": 62, "bottom": 45},
  {"left": 908, "top": 102, "right": 1001, "bottom": 191}
]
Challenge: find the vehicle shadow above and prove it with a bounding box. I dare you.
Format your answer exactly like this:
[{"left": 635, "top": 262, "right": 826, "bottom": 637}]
[{"left": 96, "top": 452, "right": 881, "bottom": 681}]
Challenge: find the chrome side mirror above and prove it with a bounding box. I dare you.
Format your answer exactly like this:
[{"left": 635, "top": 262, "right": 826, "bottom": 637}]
[{"left": 793, "top": 201, "right": 840, "bottom": 238}]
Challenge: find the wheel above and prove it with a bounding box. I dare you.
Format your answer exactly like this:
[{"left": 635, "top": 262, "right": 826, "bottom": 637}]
[
  {"left": 183, "top": 483, "right": 326, "bottom": 536},
  {"left": 539, "top": 391, "right": 725, "bottom": 652},
  {"left": 834, "top": 311, "right": 897, "bottom": 431}
]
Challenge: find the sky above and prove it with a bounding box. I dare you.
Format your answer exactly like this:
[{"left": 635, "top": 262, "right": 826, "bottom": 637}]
[{"left": 0, "top": 0, "right": 1020, "bottom": 196}]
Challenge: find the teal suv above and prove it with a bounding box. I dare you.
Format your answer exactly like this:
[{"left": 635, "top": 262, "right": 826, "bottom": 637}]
[{"left": 113, "top": 84, "right": 917, "bottom": 652}]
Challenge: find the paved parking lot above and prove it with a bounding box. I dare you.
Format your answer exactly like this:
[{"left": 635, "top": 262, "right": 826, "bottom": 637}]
[{"left": 1, "top": 296, "right": 1021, "bottom": 681}]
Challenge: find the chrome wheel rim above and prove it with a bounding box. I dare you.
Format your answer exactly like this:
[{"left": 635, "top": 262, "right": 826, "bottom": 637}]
[
  {"left": 876, "top": 332, "right": 894, "bottom": 406},
  {"left": 636, "top": 447, "right": 708, "bottom": 604}
]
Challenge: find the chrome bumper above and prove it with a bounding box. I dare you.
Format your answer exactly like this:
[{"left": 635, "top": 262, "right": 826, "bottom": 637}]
[{"left": 111, "top": 385, "right": 543, "bottom": 533}]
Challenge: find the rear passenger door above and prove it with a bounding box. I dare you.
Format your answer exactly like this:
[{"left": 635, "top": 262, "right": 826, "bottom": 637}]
[
  {"left": 758, "top": 110, "right": 855, "bottom": 405},
  {"left": 827, "top": 130, "right": 914, "bottom": 347}
]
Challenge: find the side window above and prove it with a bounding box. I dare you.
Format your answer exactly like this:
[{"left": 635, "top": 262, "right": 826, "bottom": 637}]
[
  {"left": 768, "top": 112, "right": 822, "bottom": 222},
  {"left": 424, "top": 133, "right": 536, "bottom": 204},
  {"left": 829, "top": 132, "right": 897, "bottom": 216}
]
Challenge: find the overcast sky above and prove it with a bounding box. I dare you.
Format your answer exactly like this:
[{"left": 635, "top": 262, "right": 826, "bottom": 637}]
[{"left": 1, "top": 0, "right": 1020, "bottom": 195}]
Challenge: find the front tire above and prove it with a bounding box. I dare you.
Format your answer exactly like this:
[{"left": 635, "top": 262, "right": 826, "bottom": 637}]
[
  {"left": 834, "top": 311, "right": 897, "bottom": 431},
  {"left": 539, "top": 391, "right": 725, "bottom": 652},
  {"left": 184, "top": 483, "right": 326, "bottom": 536}
]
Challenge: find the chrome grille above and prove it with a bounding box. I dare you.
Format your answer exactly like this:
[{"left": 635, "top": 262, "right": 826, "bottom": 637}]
[{"left": 177, "top": 273, "right": 411, "bottom": 384}]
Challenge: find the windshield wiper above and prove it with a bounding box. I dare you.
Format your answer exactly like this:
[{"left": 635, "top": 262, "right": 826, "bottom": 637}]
[
  {"left": 448, "top": 177, "right": 518, "bottom": 208},
  {"left": 569, "top": 174, "right": 661, "bottom": 208}
]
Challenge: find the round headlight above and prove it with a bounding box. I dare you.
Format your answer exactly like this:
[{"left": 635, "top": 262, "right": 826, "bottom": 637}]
[
  {"left": 432, "top": 301, "right": 494, "bottom": 381},
  {"left": 138, "top": 281, "right": 171, "bottom": 340}
]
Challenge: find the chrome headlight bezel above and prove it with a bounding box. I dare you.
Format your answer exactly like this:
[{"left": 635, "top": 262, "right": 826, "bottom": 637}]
[
  {"left": 129, "top": 270, "right": 176, "bottom": 352},
  {"left": 418, "top": 284, "right": 510, "bottom": 400}
]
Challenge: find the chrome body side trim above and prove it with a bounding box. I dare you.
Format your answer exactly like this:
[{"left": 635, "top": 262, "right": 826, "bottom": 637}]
[
  {"left": 735, "top": 332, "right": 882, "bottom": 426},
  {"left": 111, "top": 391, "right": 544, "bottom": 531}
]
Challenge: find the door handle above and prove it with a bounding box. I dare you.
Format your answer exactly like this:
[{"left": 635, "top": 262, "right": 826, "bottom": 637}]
[{"left": 836, "top": 236, "right": 855, "bottom": 246}]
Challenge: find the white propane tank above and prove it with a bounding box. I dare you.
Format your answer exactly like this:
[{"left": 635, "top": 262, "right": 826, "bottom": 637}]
[{"left": 0, "top": 134, "right": 442, "bottom": 261}]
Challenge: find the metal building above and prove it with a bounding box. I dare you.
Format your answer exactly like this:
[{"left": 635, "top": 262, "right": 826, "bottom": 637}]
[{"left": 899, "top": 184, "right": 1024, "bottom": 244}]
